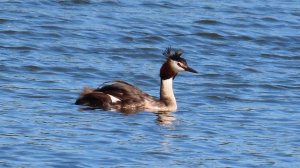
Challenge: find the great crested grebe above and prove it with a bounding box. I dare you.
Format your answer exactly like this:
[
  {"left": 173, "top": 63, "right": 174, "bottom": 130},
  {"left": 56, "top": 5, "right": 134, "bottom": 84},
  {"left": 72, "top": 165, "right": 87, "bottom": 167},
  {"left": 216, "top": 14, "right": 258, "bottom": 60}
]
[{"left": 75, "top": 47, "right": 197, "bottom": 112}]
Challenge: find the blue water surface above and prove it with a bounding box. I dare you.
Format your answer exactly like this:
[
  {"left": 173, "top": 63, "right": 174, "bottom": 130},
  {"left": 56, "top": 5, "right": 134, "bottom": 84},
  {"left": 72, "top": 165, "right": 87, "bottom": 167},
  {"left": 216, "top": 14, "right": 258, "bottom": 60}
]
[{"left": 1, "top": 0, "right": 300, "bottom": 167}]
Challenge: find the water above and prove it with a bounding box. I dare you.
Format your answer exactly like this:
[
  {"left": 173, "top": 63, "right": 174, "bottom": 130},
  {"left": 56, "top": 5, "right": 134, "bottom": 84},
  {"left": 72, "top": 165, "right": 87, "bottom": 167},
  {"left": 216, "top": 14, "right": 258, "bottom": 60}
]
[{"left": 1, "top": 0, "right": 300, "bottom": 167}]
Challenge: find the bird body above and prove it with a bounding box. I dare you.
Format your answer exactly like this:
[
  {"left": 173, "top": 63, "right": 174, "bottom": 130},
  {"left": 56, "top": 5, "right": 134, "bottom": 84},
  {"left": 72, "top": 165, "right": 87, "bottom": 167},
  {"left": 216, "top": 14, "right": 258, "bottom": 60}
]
[{"left": 75, "top": 47, "right": 197, "bottom": 112}]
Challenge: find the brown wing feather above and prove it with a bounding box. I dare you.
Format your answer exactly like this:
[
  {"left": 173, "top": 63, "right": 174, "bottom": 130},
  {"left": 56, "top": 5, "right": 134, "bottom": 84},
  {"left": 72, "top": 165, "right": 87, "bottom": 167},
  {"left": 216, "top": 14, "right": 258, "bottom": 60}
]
[{"left": 96, "top": 80, "right": 151, "bottom": 101}]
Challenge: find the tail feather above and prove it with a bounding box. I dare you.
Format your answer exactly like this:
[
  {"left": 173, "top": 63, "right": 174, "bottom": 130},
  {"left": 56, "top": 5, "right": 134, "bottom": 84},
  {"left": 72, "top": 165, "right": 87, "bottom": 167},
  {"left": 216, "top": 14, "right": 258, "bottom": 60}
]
[
  {"left": 75, "top": 88, "right": 113, "bottom": 109},
  {"left": 80, "top": 87, "right": 94, "bottom": 97},
  {"left": 75, "top": 87, "right": 95, "bottom": 105}
]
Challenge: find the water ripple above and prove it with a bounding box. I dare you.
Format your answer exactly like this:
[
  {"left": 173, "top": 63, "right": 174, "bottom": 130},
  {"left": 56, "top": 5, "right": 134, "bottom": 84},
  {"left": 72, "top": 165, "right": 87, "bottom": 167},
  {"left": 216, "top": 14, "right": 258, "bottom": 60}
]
[
  {"left": 0, "top": 18, "right": 11, "bottom": 23},
  {"left": 0, "top": 45, "right": 36, "bottom": 51},
  {"left": 0, "top": 30, "right": 33, "bottom": 35},
  {"left": 194, "top": 19, "right": 222, "bottom": 25},
  {"left": 261, "top": 53, "right": 300, "bottom": 60},
  {"left": 195, "top": 32, "right": 224, "bottom": 40}
]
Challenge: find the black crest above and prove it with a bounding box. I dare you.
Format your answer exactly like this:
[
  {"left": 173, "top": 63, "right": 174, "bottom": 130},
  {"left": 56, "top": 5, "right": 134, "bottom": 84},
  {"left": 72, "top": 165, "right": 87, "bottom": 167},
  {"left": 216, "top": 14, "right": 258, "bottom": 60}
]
[{"left": 163, "top": 47, "right": 186, "bottom": 63}]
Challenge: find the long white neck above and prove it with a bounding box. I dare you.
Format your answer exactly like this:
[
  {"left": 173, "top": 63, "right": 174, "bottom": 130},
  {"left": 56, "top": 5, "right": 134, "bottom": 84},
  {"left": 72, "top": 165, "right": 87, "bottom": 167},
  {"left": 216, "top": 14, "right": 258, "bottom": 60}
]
[{"left": 159, "top": 78, "right": 177, "bottom": 111}]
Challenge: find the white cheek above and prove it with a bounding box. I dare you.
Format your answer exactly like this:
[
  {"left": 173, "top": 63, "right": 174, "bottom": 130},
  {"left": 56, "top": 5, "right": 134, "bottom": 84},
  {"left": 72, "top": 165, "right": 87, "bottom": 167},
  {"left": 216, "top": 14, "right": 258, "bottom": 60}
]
[{"left": 170, "top": 60, "right": 185, "bottom": 72}]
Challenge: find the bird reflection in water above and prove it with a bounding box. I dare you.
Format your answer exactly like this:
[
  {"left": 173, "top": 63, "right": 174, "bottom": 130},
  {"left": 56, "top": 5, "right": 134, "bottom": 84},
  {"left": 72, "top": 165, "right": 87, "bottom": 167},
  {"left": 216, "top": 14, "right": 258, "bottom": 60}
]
[
  {"left": 78, "top": 107, "right": 176, "bottom": 126},
  {"left": 156, "top": 112, "right": 176, "bottom": 126}
]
